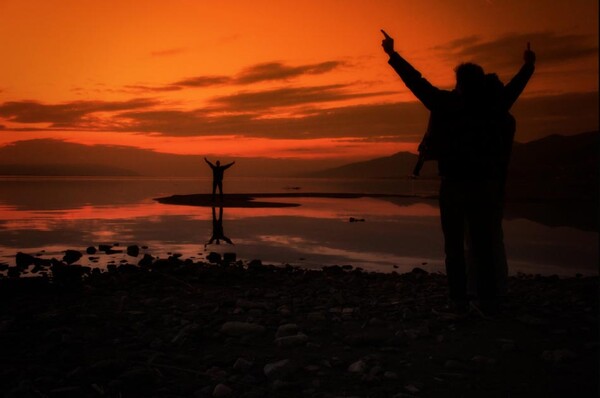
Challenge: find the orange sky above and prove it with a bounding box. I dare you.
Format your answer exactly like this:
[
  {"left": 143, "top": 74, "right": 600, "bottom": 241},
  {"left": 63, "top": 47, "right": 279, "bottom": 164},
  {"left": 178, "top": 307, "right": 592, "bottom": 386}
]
[{"left": 0, "top": 0, "right": 597, "bottom": 160}]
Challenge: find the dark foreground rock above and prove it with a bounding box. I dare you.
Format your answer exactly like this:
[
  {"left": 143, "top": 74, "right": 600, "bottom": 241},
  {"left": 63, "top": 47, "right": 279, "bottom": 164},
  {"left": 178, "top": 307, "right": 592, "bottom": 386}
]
[{"left": 0, "top": 259, "right": 597, "bottom": 397}]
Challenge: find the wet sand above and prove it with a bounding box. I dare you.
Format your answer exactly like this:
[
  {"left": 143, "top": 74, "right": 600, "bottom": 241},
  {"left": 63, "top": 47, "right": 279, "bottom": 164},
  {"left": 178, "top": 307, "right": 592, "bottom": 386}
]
[{"left": 0, "top": 253, "right": 597, "bottom": 397}]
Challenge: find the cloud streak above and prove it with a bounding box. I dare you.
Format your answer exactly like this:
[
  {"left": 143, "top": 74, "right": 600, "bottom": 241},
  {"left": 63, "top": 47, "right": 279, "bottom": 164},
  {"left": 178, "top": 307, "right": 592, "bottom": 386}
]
[
  {"left": 1, "top": 90, "right": 596, "bottom": 143},
  {"left": 126, "top": 60, "right": 345, "bottom": 92},
  {"left": 0, "top": 98, "right": 157, "bottom": 125},
  {"left": 434, "top": 31, "right": 598, "bottom": 71},
  {"left": 208, "top": 84, "right": 394, "bottom": 111}
]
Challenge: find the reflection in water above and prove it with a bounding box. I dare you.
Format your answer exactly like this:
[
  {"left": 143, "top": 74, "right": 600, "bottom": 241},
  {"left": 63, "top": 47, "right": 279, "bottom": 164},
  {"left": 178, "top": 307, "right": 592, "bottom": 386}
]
[
  {"left": 0, "top": 178, "right": 596, "bottom": 275},
  {"left": 208, "top": 206, "right": 233, "bottom": 245}
]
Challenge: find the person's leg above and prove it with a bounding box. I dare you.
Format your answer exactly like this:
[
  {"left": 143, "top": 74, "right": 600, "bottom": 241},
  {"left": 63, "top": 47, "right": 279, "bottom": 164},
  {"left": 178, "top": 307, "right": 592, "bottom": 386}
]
[
  {"left": 217, "top": 181, "right": 223, "bottom": 200},
  {"left": 493, "top": 181, "right": 508, "bottom": 297},
  {"left": 439, "top": 179, "right": 467, "bottom": 302},
  {"left": 466, "top": 180, "right": 498, "bottom": 302},
  {"left": 212, "top": 181, "right": 217, "bottom": 201}
]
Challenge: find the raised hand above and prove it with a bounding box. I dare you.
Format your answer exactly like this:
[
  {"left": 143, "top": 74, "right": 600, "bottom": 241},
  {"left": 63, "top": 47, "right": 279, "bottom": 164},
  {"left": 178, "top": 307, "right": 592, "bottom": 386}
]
[
  {"left": 524, "top": 41, "right": 536, "bottom": 65},
  {"left": 381, "top": 29, "right": 395, "bottom": 55}
]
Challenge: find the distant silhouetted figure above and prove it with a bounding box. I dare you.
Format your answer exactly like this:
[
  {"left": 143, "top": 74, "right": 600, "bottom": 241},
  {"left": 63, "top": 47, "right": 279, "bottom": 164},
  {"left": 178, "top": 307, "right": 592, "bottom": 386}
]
[
  {"left": 208, "top": 206, "right": 233, "bottom": 245},
  {"left": 382, "top": 29, "right": 535, "bottom": 312},
  {"left": 204, "top": 157, "right": 235, "bottom": 201}
]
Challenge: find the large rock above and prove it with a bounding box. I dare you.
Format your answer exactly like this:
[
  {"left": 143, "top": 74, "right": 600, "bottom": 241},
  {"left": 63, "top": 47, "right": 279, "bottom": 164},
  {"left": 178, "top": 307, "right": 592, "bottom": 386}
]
[
  {"left": 63, "top": 250, "right": 83, "bottom": 265},
  {"left": 220, "top": 322, "right": 265, "bottom": 336},
  {"left": 126, "top": 245, "right": 140, "bottom": 257},
  {"left": 15, "top": 252, "right": 35, "bottom": 268}
]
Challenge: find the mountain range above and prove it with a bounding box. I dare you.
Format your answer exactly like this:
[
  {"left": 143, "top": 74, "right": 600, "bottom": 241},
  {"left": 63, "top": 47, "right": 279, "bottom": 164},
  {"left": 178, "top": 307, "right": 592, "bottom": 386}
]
[{"left": 0, "top": 131, "right": 596, "bottom": 182}]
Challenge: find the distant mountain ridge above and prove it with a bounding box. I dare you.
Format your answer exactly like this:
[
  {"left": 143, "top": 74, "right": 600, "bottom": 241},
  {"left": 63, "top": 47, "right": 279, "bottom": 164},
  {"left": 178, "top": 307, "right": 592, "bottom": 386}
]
[
  {"left": 0, "top": 139, "right": 345, "bottom": 178},
  {"left": 308, "top": 131, "right": 598, "bottom": 181},
  {"left": 0, "top": 132, "right": 596, "bottom": 180}
]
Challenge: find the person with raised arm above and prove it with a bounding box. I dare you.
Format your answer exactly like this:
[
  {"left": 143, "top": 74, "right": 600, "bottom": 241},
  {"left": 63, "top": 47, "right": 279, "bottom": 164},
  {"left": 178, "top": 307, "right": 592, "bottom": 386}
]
[
  {"left": 204, "top": 157, "right": 235, "bottom": 201},
  {"left": 381, "top": 30, "right": 535, "bottom": 314}
]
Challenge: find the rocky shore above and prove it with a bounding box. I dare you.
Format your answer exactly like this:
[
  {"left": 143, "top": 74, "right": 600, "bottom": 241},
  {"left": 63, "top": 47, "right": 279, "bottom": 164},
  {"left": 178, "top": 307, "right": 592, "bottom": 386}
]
[{"left": 0, "top": 252, "right": 597, "bottom": 397}]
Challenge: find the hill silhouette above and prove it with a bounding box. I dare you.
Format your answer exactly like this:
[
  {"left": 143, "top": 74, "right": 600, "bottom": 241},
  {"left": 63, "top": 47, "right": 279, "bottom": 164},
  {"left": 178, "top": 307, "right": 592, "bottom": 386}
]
[
  {"left": 0, "top": 139, "right": 344, "bottom": 177},
  {"left": 308, "top": 131, "right": 598, "bottom": 183},
  {"left": 0, "top": 132, "right": 596, "bottom": 183}
]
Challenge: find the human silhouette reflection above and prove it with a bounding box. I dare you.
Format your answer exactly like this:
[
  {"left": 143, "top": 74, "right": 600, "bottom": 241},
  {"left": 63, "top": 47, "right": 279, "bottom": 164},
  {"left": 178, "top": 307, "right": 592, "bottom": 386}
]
[{"left": 208, "top": 206, "right": 233, "bottom": 245}]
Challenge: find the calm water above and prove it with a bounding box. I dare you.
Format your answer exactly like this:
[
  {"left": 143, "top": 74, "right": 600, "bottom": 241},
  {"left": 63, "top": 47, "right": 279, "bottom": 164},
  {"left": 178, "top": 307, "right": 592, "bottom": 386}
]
[{"left": 0, "top": 177, "right": 596, "bottom": 276}]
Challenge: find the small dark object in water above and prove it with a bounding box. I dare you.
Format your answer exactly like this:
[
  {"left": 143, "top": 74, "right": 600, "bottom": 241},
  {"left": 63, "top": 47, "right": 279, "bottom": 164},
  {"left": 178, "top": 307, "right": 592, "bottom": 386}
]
[
  {"left": 349, "top": 217, "right": 366, "bottom": 222},
  {"left": 127, "top": 245, "right": 140, "bottom": 257},
  {"left": 86, "top": 246, "right": 97, "bottom": 255}
]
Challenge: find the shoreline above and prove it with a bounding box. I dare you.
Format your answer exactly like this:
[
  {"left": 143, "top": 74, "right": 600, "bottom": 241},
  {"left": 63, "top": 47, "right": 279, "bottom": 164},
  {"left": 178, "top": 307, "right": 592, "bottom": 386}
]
[
  {"left": 0, "top": 255, "right": 597, "bottom": 397},
  {"left": 155, "top": 193, "right": 436, "bottom": 208}
]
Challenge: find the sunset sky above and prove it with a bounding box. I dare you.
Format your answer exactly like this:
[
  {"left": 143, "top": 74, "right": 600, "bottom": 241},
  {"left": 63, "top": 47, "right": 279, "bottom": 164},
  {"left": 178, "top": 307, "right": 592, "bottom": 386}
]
[{"left": 0, "top": 0, "right": 597, "bottom": 161}]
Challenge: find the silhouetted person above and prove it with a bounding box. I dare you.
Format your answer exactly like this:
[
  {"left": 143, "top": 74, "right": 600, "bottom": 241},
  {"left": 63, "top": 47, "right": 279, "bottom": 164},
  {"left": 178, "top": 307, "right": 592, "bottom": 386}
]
[
  {"left": 204, "top": 157, "right": 235, "bottom": 201},
  {"left": 208, "top": 206, "right": 233, "bottom": 245},
  {"left": 382, "top": 30, "right": 535, "bottom": 312}
]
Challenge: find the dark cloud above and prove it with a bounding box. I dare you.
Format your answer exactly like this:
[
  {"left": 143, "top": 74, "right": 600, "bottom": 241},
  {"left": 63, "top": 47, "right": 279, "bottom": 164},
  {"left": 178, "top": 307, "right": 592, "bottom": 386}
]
[
  {"left": 0, "top": 98, "right": 157, "bottom": 125},
  {"left": 234, "top": 61, "right": 343, "bottom": 84},
  {"left": 115, "top": 100, "right": 428, "bottom": 139},
  {"left": 173, "top": 75, "right": 233, "bottom": 88},
  {"left": 126, "top": 60, "right": 344, "bottom": 92},
  {"left": 209, "top": 84, "right": 395, "bottom": 111},
  {"left": 111, "top": 90, "right": 600, "bottom": 141},
  {"left": 435, "top": 31, "right": 598, "bottom": 71},
  {"left": 124, "top": 84, "right": 183, "bottom": 92}
]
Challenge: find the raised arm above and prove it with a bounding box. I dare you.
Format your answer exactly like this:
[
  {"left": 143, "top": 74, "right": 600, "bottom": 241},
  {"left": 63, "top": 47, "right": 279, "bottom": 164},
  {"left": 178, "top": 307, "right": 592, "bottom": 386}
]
[
  {"left": 223, "top": 161, "right": 235, "bottom": 170},
  {"left": 502, "top": 42, "right": 536, "bottom": 110},
  {"left": 382, "top": 30, "right": 442, "bottom": 111},
  {"left": 204, "top": 157, "right": 215, "bottom": 168}
]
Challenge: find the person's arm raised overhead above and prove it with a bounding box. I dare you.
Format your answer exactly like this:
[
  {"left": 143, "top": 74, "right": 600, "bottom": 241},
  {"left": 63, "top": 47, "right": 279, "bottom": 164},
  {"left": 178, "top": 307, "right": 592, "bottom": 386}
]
[
  {"left": 205, "top": 157, "right": 215, "bottom": 168},
  {"left": 223, "top": 161, "right": 235, "bottom": 170},
  {"left": 381, "top": 29, "right": 441, "bottom": 110},
  {"left": 502, "top": 42, "right": 536, "bottom": 110}
]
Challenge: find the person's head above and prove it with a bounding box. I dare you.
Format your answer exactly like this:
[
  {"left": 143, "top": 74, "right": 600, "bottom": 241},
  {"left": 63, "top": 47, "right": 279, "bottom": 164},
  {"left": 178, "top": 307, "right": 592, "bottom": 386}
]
[
  {"left": 216, "top": 160, "right": 221, "bottom": 166},
  {"left": 454, "top": 62, "right": 485, "bottom": 97}
]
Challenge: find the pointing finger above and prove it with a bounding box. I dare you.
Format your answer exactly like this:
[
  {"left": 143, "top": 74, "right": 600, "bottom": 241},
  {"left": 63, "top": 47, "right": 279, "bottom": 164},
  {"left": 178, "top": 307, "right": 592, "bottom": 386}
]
[{"left": 381, "top": 29, "right": 391, "bottom": 39}]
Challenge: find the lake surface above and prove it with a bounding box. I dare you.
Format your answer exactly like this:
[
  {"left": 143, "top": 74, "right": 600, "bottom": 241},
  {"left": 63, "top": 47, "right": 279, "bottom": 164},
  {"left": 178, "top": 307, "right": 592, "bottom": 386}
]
[{"left": 0, "top": 177, "right": 596, "bottom": 276}]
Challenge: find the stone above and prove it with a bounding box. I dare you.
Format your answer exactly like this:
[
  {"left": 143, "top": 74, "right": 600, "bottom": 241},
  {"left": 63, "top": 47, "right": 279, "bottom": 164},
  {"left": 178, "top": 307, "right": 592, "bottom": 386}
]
[
  {"left": 223, "top": 252, "right": 237, "bottom": 263},
  {"left": 384, "top": 371, "right": 398, "bottom": 379},
  {"left": 264, "top": 359, "right": 291, "bottom": 378},
  {"left": 404, "top": 384, "right": 420, "bottom": 393},
  {"left": 15, "top": 252, "right": 35, "bottom": 268},
  {"left": 86, "top": 246, "right": 97, "bottom": 255},
  {"left": 236, "top": 299, "right": 268, "bottom": 310},
  {"left": 307, "top": 312, "right": 326, "bottom": 322},
  {"left": 127, "top": 245, "right": 140, "bottom": 257},
  {"left": 233, "top": 358, "right": 253, "bottom": 372},
  {"left": 275, "top": 333, "right": 308, "bottom": 348},
  {"left": 207, "top": 252, "right": 222, "bottom": 263},
  {"left": 138, "top": 254, "right": 154, "bottom": 267},
  {"left": 276, "top": 323, "right": 299, "bottom": 338},
  {"left": 220, "top": 322, "right": 265, "bottom": 336},
  {"left": 542, "top": 349, "right": 577, "bottom": 364},
  {"left": 213, "top": 384, "right": 232, "bottom": 397},
  {"left": 98, "top": 244, "right": 112, "bottom": 252},
  {"left": 348, "top": 360, "right": 367, "bottom": 373}
]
